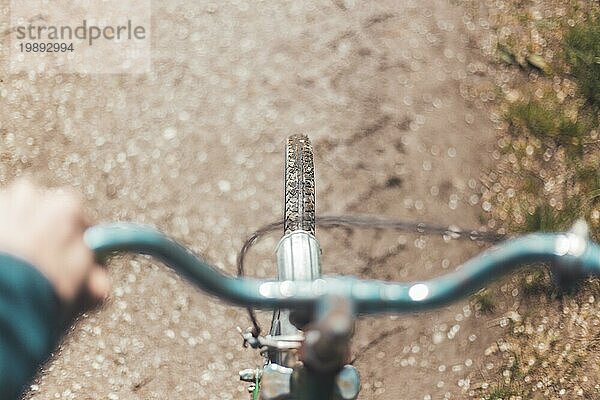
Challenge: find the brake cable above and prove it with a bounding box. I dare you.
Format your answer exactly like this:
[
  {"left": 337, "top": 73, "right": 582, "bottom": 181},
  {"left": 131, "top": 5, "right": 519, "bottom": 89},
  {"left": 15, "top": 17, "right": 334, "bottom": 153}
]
[{"left": 236, "top": 215, "right": 507, "bottom": 338}]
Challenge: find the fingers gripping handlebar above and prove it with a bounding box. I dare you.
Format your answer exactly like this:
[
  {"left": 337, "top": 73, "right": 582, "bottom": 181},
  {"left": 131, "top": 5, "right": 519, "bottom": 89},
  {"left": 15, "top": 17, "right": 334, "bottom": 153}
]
[{"left": 85, "top": 223, "right": 600, "bottom": 314}]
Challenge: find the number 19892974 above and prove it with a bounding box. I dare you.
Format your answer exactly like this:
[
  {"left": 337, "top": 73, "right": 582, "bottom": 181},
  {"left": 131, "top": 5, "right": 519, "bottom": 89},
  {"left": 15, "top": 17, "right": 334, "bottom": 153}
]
[{"left": 19, "top": 42, "right": 74, "bottom": 52}]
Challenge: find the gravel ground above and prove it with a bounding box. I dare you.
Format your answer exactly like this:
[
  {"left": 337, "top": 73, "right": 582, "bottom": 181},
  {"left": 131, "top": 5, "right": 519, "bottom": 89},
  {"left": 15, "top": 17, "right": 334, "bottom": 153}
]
[{"left": 1, "top": 1, "right": 504, "bottom": 399}]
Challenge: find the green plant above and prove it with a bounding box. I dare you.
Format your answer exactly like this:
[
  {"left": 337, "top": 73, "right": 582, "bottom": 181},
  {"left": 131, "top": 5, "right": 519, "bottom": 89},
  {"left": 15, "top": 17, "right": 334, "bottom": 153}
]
[
  {"left": 487, "top": 384, "right": 519, "bottom": 400},
  {"left": 472, "top": 289, "right": 496, "bottom": 313},
  {"left": 508, "top": 353, "right": 523, "bottom": 380},
  {"left": 505, "top": 100, "right": 586, "bottom": 157},
  {"left": 520, "top": 268, "right": 551, "bottom": 297},
  {"left": 576, "top": 163, "right": 600, "bottom": 191},
  {"left": 523, "top": 197, "right": 584, "bottom": 233},
  {"left": 564, "top": 18, "right": 600, "bottom": 110},
  {"left": 506, "top": 101, "right": 556, "bottom": 139}
]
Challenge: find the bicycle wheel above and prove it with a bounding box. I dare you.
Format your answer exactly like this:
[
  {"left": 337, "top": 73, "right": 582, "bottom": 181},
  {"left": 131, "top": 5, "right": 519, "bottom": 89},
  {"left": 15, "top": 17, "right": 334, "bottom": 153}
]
[
  {"left": 284, "top": 134, "right": 315, "bottom": 235},
  {"left": 270, "top": 135, "right": 318, "bottom": 355}
]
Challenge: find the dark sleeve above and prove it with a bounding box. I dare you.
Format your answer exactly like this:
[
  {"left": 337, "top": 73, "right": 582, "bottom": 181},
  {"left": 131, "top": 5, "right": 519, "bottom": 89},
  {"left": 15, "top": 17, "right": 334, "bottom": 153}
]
[{"left": 0, "top": 253, "right": 62, "bottom": 400}]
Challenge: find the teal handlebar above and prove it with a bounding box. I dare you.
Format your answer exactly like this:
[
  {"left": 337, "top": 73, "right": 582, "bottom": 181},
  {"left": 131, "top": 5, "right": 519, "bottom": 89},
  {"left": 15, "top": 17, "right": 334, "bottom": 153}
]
[{"left": 85, "top": 223, "right": 600, "bottom": 314}]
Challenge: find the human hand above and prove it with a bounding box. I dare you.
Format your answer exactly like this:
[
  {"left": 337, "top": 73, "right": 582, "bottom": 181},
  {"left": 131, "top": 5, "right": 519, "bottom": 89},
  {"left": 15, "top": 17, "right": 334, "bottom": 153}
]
[{"left": 0, "top": 179, "right": 110, "bottom": 303}]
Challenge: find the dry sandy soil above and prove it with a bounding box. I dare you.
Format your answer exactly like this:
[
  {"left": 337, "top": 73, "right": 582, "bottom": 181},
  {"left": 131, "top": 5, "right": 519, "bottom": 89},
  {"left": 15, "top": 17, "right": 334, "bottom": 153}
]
[{"left": 1, "top": 1, "right": 506, "bottom": 399}]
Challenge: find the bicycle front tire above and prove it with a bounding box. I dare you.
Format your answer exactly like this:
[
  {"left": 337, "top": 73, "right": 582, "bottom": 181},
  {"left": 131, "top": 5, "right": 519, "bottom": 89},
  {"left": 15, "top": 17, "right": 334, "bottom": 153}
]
[
  {"left": 269, "top": 134, "right": 318, "bottom": 352},
  {"left": 284, "top": 135, "right": 315, "bottom": 235}
]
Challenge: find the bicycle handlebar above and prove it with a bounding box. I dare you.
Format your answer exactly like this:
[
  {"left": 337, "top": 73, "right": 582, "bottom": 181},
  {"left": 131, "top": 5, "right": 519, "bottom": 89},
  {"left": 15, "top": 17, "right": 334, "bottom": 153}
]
[{"left": 85, "top": 223, "right": 600, "bottom": 314}]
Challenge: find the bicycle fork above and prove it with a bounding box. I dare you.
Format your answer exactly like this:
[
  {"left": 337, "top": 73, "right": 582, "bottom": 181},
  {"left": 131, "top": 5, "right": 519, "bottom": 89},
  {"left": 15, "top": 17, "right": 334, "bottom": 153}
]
[{"left": 240, "top": 230, "right": 361, "bottom": 400}]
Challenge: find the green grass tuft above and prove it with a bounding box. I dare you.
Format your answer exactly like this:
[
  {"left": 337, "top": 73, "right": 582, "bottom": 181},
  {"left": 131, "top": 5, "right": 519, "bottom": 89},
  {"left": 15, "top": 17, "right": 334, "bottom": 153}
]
[
  {"left": 505, "top": 100, "right": 586, "bottom": 157},
  {"left": 522, "top": 199, "right": 582, "bottom": 233},
  {"left": 506, "top": 101, "right": 555, "bottom": 139},
  {"left": 487, "top": 384, "right": 518, "bottom": 400},
  {"left": 564, "top": 18, "right": 600, "bottom": 110},
  {"left": 472, "top": 289, "right": 496, "bottom": 313}
]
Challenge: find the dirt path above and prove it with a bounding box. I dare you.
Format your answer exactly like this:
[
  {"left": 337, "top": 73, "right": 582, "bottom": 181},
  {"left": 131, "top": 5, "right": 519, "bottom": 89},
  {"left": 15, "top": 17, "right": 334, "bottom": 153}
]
[{"left": 1, "top": 1, "right": 502, "bottom": 399}]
